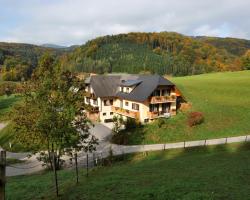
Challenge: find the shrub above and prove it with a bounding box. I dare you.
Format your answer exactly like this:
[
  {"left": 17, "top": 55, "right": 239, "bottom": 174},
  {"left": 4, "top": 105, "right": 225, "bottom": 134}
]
[
  {"left": 125, "top": 118, "right": 141, "bottom": 130},
  {"left": 112, "top": 115, "right": 124, "bottom": 134},
  {"left": 111, "top": 131, "right": 129, "bottom": 145},
  {"left": 156, "top": 118, "right": 166, "bottom": 128},
  {"left": 187, "top": 111, "right": 204, "bottom": 127}
]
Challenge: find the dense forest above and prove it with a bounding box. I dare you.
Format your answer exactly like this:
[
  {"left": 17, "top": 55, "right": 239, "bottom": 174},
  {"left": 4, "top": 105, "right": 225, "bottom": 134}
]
[
  {"left": 0, "top": 42, "right": 70, "bottom": 81},
  {"left": 1, "top": 32, "right": 250, "bottom": 80},
  {"left": 61, "top": 32, "right": 250, "bottom": 76}
]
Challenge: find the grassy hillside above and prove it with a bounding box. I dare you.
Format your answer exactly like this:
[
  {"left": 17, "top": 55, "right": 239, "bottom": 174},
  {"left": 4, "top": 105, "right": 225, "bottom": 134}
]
[
  {"left": 61, "top": 32, "right": 246, "bottom": 76},
  {"left": 7, "top": 142, "right": 250, "bottom": 199},
  {"left": 0, "top": 94, "right": 21, "bottom": 121},
  {"left": 113, "top": 71, "right": 250, "bottom": 145}
]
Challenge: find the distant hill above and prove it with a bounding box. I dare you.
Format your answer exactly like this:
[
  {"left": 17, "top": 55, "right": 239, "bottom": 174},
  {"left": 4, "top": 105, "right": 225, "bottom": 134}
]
[
  {"left": 41, "top": 43, "right": 68, "bottom": 49},
  {"left": 195, "top": 36, "right": 250, "bottom": 56},
  {"left": 61, "top": 32, "right": 249, "bottom": 76},
  {"left": 1, "top": 32, "right": 250, "bottom": 80},
  {"left": 0, "top": 42, "right": 65, "bottom": 81}
]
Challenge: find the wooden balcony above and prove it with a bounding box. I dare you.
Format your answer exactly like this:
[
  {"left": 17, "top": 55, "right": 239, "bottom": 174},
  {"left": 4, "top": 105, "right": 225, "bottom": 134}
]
[
  {"left": 85, "top": 105, "right": 99, "bottom": 113},
  {"left": 147, "top": 111, "right": 171, "bottom": 119},
  {"left": 111, "top": 106, "right": 139, "bottom": 119},
  {"left": 150, "top": 95, "right": 176, "bottom": 104},
  {"left": 85, "top": 91, "right": 96, "bottom": 99}
]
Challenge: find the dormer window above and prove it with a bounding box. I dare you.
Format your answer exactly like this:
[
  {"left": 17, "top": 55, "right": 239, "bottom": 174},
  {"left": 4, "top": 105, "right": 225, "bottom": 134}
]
[{"left": 126, "top": 87, "right": 129, "bottom": 93}]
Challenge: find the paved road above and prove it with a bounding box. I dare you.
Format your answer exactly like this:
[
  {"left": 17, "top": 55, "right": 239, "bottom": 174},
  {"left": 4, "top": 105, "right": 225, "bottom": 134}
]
[{"left": 2, "top": 122, "right": 250, "bottom": 176}]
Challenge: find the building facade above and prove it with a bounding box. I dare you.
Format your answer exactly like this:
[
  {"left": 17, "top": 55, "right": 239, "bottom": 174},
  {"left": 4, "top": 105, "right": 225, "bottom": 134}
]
[{"left": 84, "top": 74, "right": 180, "bottom": 123}]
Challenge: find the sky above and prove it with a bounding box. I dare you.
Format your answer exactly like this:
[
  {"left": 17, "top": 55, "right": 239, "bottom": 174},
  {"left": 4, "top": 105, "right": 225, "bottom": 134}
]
[{"left": 1, "top": 0, "right": 250, "bottom": 46}]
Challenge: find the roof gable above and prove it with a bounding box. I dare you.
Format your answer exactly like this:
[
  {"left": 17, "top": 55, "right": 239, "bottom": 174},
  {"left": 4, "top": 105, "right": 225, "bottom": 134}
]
[{"left": 87, "top": 74, "right": 175, "bottom": 101}]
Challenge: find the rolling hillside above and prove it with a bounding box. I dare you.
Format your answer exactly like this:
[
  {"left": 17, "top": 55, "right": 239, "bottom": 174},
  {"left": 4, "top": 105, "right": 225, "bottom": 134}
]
[
  {"left": 1, "top": 32, "right": 250, "bottom": 80},
  {"left": 61, "top": 32, "right": 250, "bottom": 75},
  {"left": 7, "top": 142, "right": 250, "bottom": 199},
  {"left": 113, "top": 71, "right": 250, "bottom": 145}
]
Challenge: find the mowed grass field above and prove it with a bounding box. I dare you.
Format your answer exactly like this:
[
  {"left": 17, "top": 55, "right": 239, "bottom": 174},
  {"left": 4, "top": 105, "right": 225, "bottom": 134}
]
[
  {"left": 0, "top": 94, "right": 21, "bottom": 121},
  {"left": 6, "top": 142, "right": 250, "bottom": 200},
  {"left": 119, "top": 71, "right": 250, "bottom": 144},
  {"left": 0, "top": 95, "right": 25, "bottom": 151}
]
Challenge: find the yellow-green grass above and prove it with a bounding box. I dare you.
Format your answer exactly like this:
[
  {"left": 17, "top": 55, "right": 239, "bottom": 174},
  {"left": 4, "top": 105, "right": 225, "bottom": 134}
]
[
  {"left": 0, "top": 123, "right": 31, "bottom": 152},
  {"left": 6, "top": 142, "right": 250, "bottom": 200},
  {"left": 115, "top": 71, "right": 250, "bottom": 144},
  {"left": 0, "top": 94, "right": 21, "bottom": 121},
  {"left": 0, "top": 95, "right": 25, "bottom": 151}
]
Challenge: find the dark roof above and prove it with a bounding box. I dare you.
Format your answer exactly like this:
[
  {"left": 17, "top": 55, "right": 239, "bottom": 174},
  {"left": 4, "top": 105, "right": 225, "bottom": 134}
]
[
  {"left": 120, "top": 79, "right": 142, "bottom": 87},
  {"left": 89, "top": 75, "right": 121, "bottom": 97},
  {"left": 87, "top": 74, "right": 175, "bottom": 102}
]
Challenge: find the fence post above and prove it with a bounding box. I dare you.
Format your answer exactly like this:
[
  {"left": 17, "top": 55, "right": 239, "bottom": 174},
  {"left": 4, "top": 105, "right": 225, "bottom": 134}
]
[
  {"left": 93, "top": 152, "right": 95, "bottom": 167},
  {"left": 86, "top": 153, "right": 89, "bottom": 177},
  {"left": 184, "top": 141, "right": 186, "bottom": 148},
  {"left": 52, "top": 152, "right": 59, "bottom": 197},
  {"left": 204, "top": 139, "right": 206, "bottom": 146},
  {"left": 100, "top": 152, "right": 103, "bottom": 166},
  {"left": 245, "top": 135, "right": 248, "bottom": 142},
  {"left": 74, "top": 153, "right": 79, "bottom": 184},
  {"left": 0, "top": 151, "right": 6, "bottom": 200},
  {"left": 163, "top": 144, "right": 166, "bottom": 151},
  {"left": 225, "top": 137, "right": 228, "bottom": 144}
]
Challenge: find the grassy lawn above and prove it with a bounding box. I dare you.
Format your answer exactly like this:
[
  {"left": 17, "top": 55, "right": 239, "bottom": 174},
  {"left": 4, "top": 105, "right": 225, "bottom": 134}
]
[
  {"left": 6, "top": 142, "right": 250, "bottom": 200},
  {"left": 115, "top": 71, "right": 250, "bottom": 144},
  {"left": 0, "top": 94, "right": 26, "bottom": 151},
  {"left": 0, "top": 123, "right": 27, "bottom": 152},
  {"left": 0, "top": 94, "right": 21, "bottom": 121}
]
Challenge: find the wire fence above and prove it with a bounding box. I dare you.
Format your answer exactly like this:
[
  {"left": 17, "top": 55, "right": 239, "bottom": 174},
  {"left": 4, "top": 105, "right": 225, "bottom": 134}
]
[{"left": 2, "top": 134, "right": 250, "bottom": 199}]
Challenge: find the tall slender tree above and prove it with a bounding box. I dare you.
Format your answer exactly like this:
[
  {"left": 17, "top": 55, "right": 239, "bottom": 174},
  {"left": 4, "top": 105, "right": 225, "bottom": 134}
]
[{"left": 12, "top": 53, "right": 98, "bottom": 169}]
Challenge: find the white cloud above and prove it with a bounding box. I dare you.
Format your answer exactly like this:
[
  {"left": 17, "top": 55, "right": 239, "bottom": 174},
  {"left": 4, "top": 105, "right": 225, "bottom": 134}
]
[{"left": 0, "top": 0, "right": 250, "bottom": 45}]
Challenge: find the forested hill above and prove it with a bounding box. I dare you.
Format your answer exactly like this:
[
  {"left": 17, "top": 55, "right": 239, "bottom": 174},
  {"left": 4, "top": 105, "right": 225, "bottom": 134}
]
[
  {"left": 61, "top": 32, "right": 250, "bottom": 76},
  {"left": 0, "top": 42, "right": 70, "bottom": 81},
  {"left": 1, "top": 32, "right": 250, "bottom": 80}
]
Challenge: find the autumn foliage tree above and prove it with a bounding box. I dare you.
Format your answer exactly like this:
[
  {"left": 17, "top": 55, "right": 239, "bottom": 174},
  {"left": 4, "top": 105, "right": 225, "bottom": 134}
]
[{"left": 12, "top": 53, "right": 98, "bottom": 169}]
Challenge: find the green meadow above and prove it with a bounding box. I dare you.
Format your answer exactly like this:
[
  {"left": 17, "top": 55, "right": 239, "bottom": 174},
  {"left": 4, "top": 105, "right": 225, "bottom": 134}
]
[
  {"left": 0, "top": 94, "right": 21, "bottom": 122},
  {"left": 6, "top": 142, "right": 250, "bottom": 200},
  {"left": 114, "top": 71, "right": 250, "bottom": 144}
]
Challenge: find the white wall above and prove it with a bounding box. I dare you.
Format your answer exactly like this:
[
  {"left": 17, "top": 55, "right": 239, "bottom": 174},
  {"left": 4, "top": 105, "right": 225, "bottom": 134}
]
[
  {"left": 99, "top": 98, "right": 114, "bottom": 122},
  {"left": 113, "top": 99, "right": 150, "bottom": 123}
]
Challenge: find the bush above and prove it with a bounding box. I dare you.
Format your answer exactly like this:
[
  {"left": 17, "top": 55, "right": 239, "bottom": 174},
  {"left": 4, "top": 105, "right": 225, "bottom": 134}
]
[
  {"left": 156, "top": 118, "right": 167, "bottom": 128},
  {"left": 125, "top": 118, "right": 141, "bottom": 130},
  {"left": 111, "top": 131, "right": 129, "bottom": 145},
  {"left": 187, "top": 112, "right": 204, "bottom": 127}
]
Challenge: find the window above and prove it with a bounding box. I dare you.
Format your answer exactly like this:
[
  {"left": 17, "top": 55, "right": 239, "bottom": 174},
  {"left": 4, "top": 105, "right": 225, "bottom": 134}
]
[
  {"left": 150, "top": 104, "right": 159, "bottom": 112},
  {"left": 104, "top": 99, "right": 113, "bottom": 106},
  {"left": 162, "top": 89, "right": 170, "bottom": 96},
  {"left": 110, "top": 112, "right": 113, "bottom": 115},
  {"left": 103, "top": 113, "right": 106, "bottom": 116},
  {"left": 126, "top": 87, "right": 130, "bottom": 93},
  {"left": 93, "top": 99, "right": 98, "bottom": 105},
  {"left": 86, "top": 97, "right": 90, "bottom": 103},
  {"left": 125, "top": 101, "right": 129, "bottom": 106},
  {"left": 132, "top": 103, "right": 139, "bottom": 111},
  {"left": 144, "top": 119, "right": 149, "bottom": 123},
  {"left": 152, "top": 89, "right": 161, "bottom": 96}
]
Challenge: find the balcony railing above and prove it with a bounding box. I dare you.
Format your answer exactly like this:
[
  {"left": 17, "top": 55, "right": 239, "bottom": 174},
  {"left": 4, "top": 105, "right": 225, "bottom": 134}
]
[
  {"left": 147, "top": 111, "right": 171, "bottom": 119},
  {"left": 111, "top": 106, "right": 139, "bottom": 119},
  {"left": 85, "top": 105, "right": 99, "bottom": 113},
  {"left": 149, "top": 95, "right": 176, "bottom": 104},
  {"left": 85, "top": 91, "right": 96, "bottom": 99}
]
